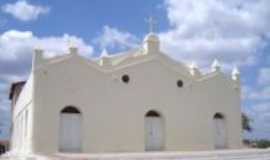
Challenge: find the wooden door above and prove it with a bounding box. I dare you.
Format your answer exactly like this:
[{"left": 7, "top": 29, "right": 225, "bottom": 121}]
[
  {"left": 214, "top": 117, "right": 227, "bottom": 149},
  {"left": 59, "top": 113, "right": 81, "bottom": 152},
  {"left": 145, "top": 116, "right": 163, "bottom": 151}
]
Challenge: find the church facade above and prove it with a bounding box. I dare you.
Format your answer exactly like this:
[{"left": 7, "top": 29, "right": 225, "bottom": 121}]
[{"left": 9, "top": 33, "right": 242, "bottom": 154}]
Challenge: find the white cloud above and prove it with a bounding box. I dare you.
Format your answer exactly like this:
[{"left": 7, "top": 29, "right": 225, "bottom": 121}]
[
  {"left": 258, "top": 68, "right": 270, "bottom": 85},
  {"left": 94, "top": 25, "right": 139, "bottom": 51},
  {"left": 0, "top": 30, "right": 93, "bottom": 139},
  {"left": 0, "top": 30, "right": 93, "bottom": 60},
  {"left": 2, "top": 0, "right": 50, "bottom": 21},
  {"left": 244, "top": 102, "right": 270, "bottom": 139},
  {"left": 242, "top": 67, "right": 270, "bottom": 102},
  {"left": 159, "top": 0, "right": 270, "bottom": 69},
  {"left": 241, "top": 85, "right": 253, "bottom": 101},
  {"left": 248, "top": 87, "right": 270, "bottom": 101},
  {"left": 242, "top": 67, "right": 270, "bottom": 139},
  {"left": 242, "top": 83, "right": 270, "bottom": 101}
]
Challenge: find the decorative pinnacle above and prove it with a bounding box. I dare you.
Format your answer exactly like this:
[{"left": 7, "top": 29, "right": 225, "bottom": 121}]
[
  {"left": 100, "top": 49, "right": 110, "bottom": 66},
  {"left": 67, "top": 38, "right": 78, "bottom": 54},
  {"left": 211, "top": 59, "right": 221, "bottom": 71},
  {"left": 189, "top": 61, "right": 201, "bottom": 76},
  {"left": 145, "top": 16, "right": 157, "bottom": 33},
  {"left": 33, "top": 44, "right": 43, "bottom": 52},
  {"left": 100, "top": 49, "right": 109, "bottom": 57},
  {"left": 232, "top": 66, "right": 240, "bottom": 75},
  {"left": 32, "top": 45, "right": 44, "bottom": 70},
  {"left": 189, "top": 61, "right": 198, "bottom": 69},
  {"left": 67, "top": 38, "right": 75, "bottom": 47},
  {"left": 232, "top": 66, "right": 240, "bottom": 80},
  {"left": 33, "top": 45, "right": 44, "bottom": 59}
]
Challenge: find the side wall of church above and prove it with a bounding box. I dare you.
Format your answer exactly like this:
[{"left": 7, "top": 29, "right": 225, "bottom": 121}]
[
  {"left": 195, "top": 74, "right": 242, "bottom": 149},
  {"left": 31, "top": 55, "right": 242, "bottom": 154},
  {"left": 11, "top": 74, "right": 34, "bottom": 154}
]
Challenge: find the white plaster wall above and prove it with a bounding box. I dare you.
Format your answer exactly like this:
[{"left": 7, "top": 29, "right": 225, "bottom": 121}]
[
  {"left": 195, "top": 73, "right": 242, "bottom": 149},
  {"left": 30, "top": 53, "right": 242, "bottom": 154},
  {"left": 13, "top": 74, "right": 33, "bottom": 117},
  {"left": 11, "top": 74, "right": 34, "bottom": 153}
]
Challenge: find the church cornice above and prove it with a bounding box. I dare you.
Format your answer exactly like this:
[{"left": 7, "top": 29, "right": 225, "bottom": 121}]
[{"left": 30, "top": 32, "right": 240, "bottom": 88}]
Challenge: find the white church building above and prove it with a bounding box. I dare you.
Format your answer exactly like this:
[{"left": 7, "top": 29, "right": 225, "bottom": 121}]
[{"left": 9, "top": 32, "right": 243, "bottom": 155}]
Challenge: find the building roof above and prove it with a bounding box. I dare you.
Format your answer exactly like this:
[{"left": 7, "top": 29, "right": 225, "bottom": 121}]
[
  {"left": 0, "top": 140, "right": 9, "bottom": 145},
  {"left": 9, "top": 81, "right": 26, "bottom": 100},
  {"left": 8, "top": 33, "right": 240, "bottom": 104}
]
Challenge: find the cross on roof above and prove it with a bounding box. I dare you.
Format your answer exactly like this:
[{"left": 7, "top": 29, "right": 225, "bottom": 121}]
[{"left": 145, "top": 16, "right": 157, "bottom": 33}]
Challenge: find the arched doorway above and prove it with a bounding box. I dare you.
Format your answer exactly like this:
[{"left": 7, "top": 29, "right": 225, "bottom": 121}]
[
  {"left": 145, "top": 110, "right": 164, "bottom": 151},
  {"left": 213, "top": 113, "right": 227, "bottom": 149},
  {"left": 59, "top": 106, "right": 82, "bottom": 152}
]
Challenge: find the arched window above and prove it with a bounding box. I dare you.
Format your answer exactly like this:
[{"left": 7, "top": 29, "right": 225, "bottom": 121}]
[
  {"left": 213, "top": 112, "right": 227, "bottom": 149},
  {"left": 61, "top": 106, "right": 80, "bottom": 114},
  {"left": 59, "top": 106, "right": 82, "bottom": 152},
  {"left": 146, "top": 110, "right": 160, "bottom": 117},
  {"left": 145, "top": 110, "right": 164, "bottom": 151},
  {"left": 214, "top": 113, "right": 224, "bottom": 119}
]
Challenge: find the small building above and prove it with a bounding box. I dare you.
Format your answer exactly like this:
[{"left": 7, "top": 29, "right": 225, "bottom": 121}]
[
  {"left": 0, "top": 140, "right": 9, "bottom": 155},
  {"left": 9, "top": 33, "right": 242, "bottom": 155}
]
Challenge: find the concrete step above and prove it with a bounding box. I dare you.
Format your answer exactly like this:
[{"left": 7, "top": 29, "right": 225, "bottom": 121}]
[{"left": 1, "top": 149, "right": 270, "bottom": 160}]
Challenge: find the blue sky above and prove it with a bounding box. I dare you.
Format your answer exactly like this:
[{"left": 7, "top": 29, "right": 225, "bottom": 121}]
[{"left": 0, "top": 0, "right": 269, "bottom": 140}]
